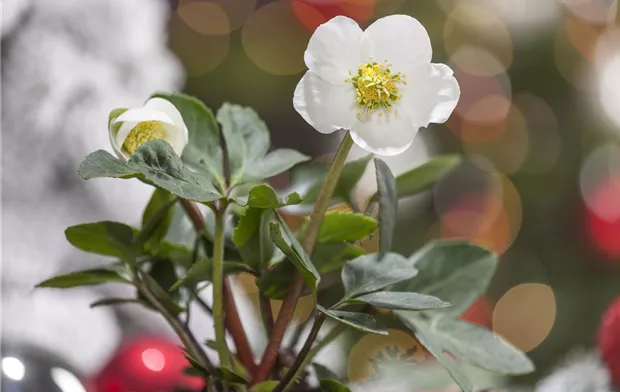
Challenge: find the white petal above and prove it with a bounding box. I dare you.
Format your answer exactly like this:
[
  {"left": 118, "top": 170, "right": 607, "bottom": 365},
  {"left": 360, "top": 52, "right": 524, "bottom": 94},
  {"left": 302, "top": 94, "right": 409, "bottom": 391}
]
[
  {"left": 400, "top": 63, "right": 460, "bottom": 128},
  {"left": 113, "top": 106, "right": 174, "bottom": 125},
  {"left": 350, "top": 111, "right": 418, "bottom": 156},
  {"left": 294, "top": 71, "right": 358, "bottom": 134},
  {"left": 162, "top": 122, "right": 186, "bottom": 157},
  {"left": 144, "top": 97, "right": 189, "bottom": 147},
  {"left": 304, "top": 16, "right": 366, "bottom": 85},
  {"left": 364, "top": 15, "right": 432, "bottom": 73}
]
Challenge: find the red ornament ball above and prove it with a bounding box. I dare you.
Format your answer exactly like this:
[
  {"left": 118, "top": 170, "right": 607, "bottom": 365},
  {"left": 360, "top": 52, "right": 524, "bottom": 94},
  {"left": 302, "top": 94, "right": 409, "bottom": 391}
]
[
  {"left": 599, "top": 296, "right": 620, "bottom": 389},
  {"left": 91, "top": 336, "right": 204, "bottom": 392},
  {"left": 585, "top": 179, "right": 620, "bottom": 262}
]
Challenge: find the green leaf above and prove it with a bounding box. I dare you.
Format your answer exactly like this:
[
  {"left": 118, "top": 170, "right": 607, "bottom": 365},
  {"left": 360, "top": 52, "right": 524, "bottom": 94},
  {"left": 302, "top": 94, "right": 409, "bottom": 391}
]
[
  {"left": 233, "top": 207, "right": 275, "bottom": 269},
  {"left": 397, "top": 313, "right": 473, "bottom": 392},
  {"left": 65, "top": 221, "right": 139, "bottom": 262},
  {"left": 313, "top": 363, "right": 340, "bottom": 381},
  {"left": 217, "top": 366, "right": 249, "bottom": 385},
  {"left": 90, "top": 297, "right": 151, "bottom": 309},
  {"left": 140, "top": 188, "right": 177, "bottom": 247},
  {"left": 393, "top": 155, "right": 461, "bottom": 198},
  {"left": 270, "top": 216, "right": 320, "bottom": 296},
  {"left": 258, "top": 260, "right": 295, "bottom": 299},
  {"left": 432, "top": 320, "right": 534, "bottom": 375},
  {"left": 320, "top": 379, "right": 352, "bottom": 392},
  {"left": 250, "top": 381, "right": 280, "bottom": 392},
  {"left": 313, "top": 243, "right": 365, "bottom": 275},
  {"left": 346, "top": 292, "right": 450, "bottom": 311},
  {"left": 140, "top": 269, "right": 185, "bottom": 316},
  {"left": 36, "top": 269, "right": 131, "bottom": 288},
  {"left": 170, "top": 258, "right": 254, "bottom": 291},
  {"left": 78, "top": 150, "right": 139, "bottom": 180},
  {"left": 108, "top": 108, "right": 128, "bottom": 127},
  {"left": 374, "top": 159, "right": 397, "bottom": 256},
  {"left": 217, "top": 103, "right": 271, "bottom": 185},
  {"left": 341, "top": 253, "right": 417, "bottom": 299},
  {"left": 317, "top": 211, "right": 377, "bottom": 243},
  {"left": 127, "top": 140, "right": 223, "bottom": 203},
  {"left": 337, "top": 154, "right": 373, "bottom": 202},
  {"left": 395, "top": 241, "right": 498, "bottom": 318},
  {"left": 151, "top": 92, "right": 224, "bottom": 183},
  {"left": 238, "top": 184, "right": 302, "bottom": 209},
  {"left": 243, "top": 149, "right": 310, "bottom": 182},
  {"left": 317, "top": 305, "right": 388, "bottom": 335}
]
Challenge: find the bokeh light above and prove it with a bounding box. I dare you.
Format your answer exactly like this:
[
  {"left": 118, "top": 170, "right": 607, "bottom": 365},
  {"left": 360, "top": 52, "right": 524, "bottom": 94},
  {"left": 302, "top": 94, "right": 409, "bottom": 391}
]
[
  {"left": 177, "top": 0, "right": 257, "bottom": 32},
  {"left": 597, "top": 51, "right": 620, "bottom": 129},
  {"left": 564, "top": 0, "right": 618, "bottom": 25},
  {"left": 580, "top": 144, "right": 620, "bottom": 222},
  {"left": 168, "top": 9, "right": 230, "bottom": 76},
  {"left": 242, "top": 1, "right": 314, "bottom": 75},
  {"left": 292, "top": 0, "right": 375, "bottom": 31},
  {"left": 585, "top": 178, "right": 620, "bottom": 260},
  {"left": 176, "top": 1, "right": 231, "bottom": 36},
  {"left": 460, "top": 296, "right": 493, "bottom": 328},
  {"left": 493, "top": 283, "right": 556, "bottom": 352}
]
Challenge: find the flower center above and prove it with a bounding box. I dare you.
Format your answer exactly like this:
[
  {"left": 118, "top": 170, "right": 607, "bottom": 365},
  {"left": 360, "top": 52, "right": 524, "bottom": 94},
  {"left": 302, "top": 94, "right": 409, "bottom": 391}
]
[
  {"left": 122, "top": 121, "right": 166, "bottom": 155},
  {"left": 348, "top": 61, "right": 405, "bottom": 117}
]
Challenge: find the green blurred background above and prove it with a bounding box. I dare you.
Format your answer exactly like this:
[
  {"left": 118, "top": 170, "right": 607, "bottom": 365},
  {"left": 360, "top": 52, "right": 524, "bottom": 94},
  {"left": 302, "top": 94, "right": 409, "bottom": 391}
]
[{"left": 167, "top": 0, "right": 620, "bottom": 385}]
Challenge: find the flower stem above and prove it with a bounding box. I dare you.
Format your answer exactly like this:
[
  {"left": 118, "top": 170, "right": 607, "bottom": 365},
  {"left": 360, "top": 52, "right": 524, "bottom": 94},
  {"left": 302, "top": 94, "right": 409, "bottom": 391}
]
[
  {"left": 274, "top": 315, "right": 346, "bottom": 392},
  {"left": 213, "top": 204, "right": 230, "bottom": 368},
  {"left": 252, "top": 132, "right": 354, "bottom": 383},
  {"left": 180, "top": 199, "right": 256, "bottom": 374}
]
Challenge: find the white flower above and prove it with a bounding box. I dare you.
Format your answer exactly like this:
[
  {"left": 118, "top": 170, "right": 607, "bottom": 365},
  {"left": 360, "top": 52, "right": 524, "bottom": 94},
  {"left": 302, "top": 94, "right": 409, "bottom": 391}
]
[
  {"left": 109, "top": 97, "right": 189, "bottom": 161},
  {"left": 293, "top": 15, "right": 460, "bottom": 156}
]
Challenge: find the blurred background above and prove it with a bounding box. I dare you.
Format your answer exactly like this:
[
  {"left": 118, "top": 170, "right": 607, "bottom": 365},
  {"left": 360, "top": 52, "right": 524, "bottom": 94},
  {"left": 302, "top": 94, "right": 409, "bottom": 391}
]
[{"left": 2, "top": 0, "right": 620, "bottom": 391}]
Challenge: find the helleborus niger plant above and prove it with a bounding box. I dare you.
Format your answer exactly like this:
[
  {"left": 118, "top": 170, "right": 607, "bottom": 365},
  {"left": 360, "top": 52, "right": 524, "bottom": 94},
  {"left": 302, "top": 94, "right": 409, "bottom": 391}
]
[{"left": 36, "top": 15, "right": 531, "bottom": 392}]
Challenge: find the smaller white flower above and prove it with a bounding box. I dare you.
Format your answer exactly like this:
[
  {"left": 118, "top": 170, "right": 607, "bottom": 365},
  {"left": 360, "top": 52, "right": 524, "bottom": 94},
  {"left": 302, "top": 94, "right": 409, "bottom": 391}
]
[
  {"left": 109, "top": 97, "right": 189, "bottom": 161},
  {"left": 294, "top": 15, "right": 461, "bottom": 156}
]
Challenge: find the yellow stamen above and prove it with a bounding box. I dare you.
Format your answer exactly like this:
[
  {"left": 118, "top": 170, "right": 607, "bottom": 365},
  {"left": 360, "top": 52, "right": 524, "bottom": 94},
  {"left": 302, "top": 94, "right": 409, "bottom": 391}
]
[
  {"left": 346, "top": 60, "right": 405, "bottom": 118},
  {"left": 122, "top": 121, "right": 165, "bottom": 155}
]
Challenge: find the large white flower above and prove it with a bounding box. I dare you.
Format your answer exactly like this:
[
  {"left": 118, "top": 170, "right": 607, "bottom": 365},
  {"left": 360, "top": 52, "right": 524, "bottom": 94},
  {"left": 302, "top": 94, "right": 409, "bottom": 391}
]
[
  {"left": 294, "top": 15, "right": 460, "bottom": 156},
  {"left": 109, "top": 97, "right": 189, "bottom": 161}
]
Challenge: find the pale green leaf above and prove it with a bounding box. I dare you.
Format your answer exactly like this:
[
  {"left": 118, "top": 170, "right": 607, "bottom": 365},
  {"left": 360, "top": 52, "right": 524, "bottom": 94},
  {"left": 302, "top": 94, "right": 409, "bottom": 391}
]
[
  {"left": 243, "top": 148, "right": 310, "bottom": 182},
  {"left": 393, "top": 155, "right": 461, "bottom": 198},
  {"left": 347, "top": 291, "right": 450, "bottom": 311},
  {"left": 36, "top": 269, "right": 131, "bottom": 288},
  {"left": 78, "top": 150, "right": 139, "bottom": 180},
  {"left": 317, "top": 211, "right": 377, "bottom": 243},
  {"left": 317, "top": 305, "right": 388, "bottom": 335},
  {"left": 375, "top": 159, "right": 397, "bottom": 256},
  {"left": 341, "top": 253, "right": 417, "bottom": 299}
]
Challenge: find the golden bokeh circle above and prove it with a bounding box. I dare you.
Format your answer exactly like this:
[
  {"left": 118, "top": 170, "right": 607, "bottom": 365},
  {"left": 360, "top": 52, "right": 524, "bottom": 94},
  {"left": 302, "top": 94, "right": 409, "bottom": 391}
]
[
  {"left": 347, "top": 329, "right": 426, "bottom": 383},
  {"left": 242, "top": 1, "right": 315, "bottom": 75},
  {"left": 444, "top": 5, "right": 514, "bottom": 70},
  {"left": 177, "top": 0, "right": 256, "bottom": 32},
  {"left": 168, "top": 10, "right": 230, "bottom": 76},
  {"left": 177, "top": 1, "right": 231, "bottom": 36},
  {"left": 492, "top": 283, "right": 556, "bottom": 352}
]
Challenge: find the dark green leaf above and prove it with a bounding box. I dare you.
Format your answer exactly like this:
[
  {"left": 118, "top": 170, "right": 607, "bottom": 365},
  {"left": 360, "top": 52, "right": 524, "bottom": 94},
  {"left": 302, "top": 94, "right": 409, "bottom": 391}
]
[
  {"left": 337, "top": 154, "right": 373, "bottom": 202},
  {"left": 313, "top": 243, "right": 365, "bottom": 275},
  {"left": 151, "top": 241, "right": 194, "bottom": 268},
  {"left": 313, "top": 363, "right": 340, "bottom": 381},
  {"left": 217, "top": 366, "right": 249, "bottom": 385},
  {"left": 395, "top": 241, "right": 498, "bottom": 318},
  {"left": 393, "top": 155, "right": 461, "bottom": 198},
  {"left": 317, "top": 211, "right": 377, "bottom": 243},
  {"left": 184, "top": 354, "right": 211, "bottom": 378},
  {"left": 65, "top": 221, "right": 139, "bottom": 262},
  {"left": 217, "top": 103, "right": 270, "bottom": 185},
  {"left": 127, "top": 140, "right": 223, "bottom": 203},
  {"left": 270, "top": 217, "right": 320, "bottom": 296},
  {"left": 237, "top": 184, "right": 302, "bottom": 209},
  {"left": 36, "top": 269, "right": 131, "bottom": 288},
  {"left": 78, "top": 150, "right": 139, "bottom": 180},
  {"left": 341, "top": 253, "right": 417, "bottom": 299},
  {"left": 396, "top": 313, "right": 473, "bottom": 392},
  {"left": 140, "top": 269, "right": 185, "bottom": 316},
  {"left": 258, "top": 261, "right": 295, "bottom": 299},
  {"left": 90, "top": 297, "right": 151, "bottom": 309},
  {"left": 233, "top": 207, "right": 275, "bottom": 269},
  {"left": 320, "top": 379, "right": 352, "bottom": 392},
  {"left": 250, "top": 381, "right": 280, "bottom": 392},
  {"left": 151, "top": 92, "right": 223, "bottom": 183},
  {"left": 317, "top": 305, "right": 388, "bottom": 335},
  {"left": 374, "top": 159, "right": 397, "bottom": 256},
  {"left": 170, "top": 258, "right": 254, "bottom": 291},
  {"left": 346, "top": 292, "right": 450, "bottom": 311},
  {"left": 147, "top": 259, "right": 179, "bottom": 298},
  {"left": 243, "top": 149, "right": 310, "bottom": 182},
  {"left": 140, "top": 188, "right": 177, "bottom": 247}
]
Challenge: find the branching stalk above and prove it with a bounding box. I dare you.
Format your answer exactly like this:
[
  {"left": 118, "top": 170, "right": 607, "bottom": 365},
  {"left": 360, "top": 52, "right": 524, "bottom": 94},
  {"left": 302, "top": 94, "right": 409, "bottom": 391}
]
[{"left": 253, "top": 133, "right": 354, "bottom": 383}]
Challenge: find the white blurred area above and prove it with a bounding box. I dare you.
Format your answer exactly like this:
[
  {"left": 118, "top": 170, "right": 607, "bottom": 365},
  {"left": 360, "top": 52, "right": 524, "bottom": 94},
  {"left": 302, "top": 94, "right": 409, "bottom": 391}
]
[{"left": 1, "top": 0, "right": 184, "bottom": 376}]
